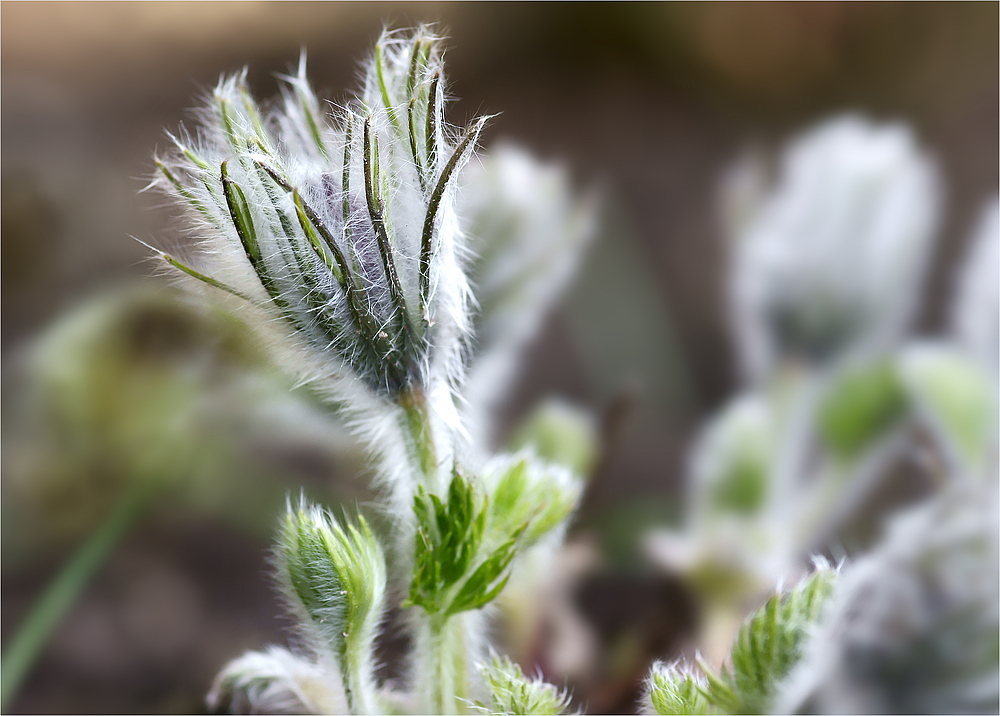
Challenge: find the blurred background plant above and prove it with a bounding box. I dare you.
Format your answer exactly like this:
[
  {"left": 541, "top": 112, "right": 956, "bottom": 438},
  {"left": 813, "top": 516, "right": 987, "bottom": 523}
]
[
  {"left": 2, "top": 3, "right": 997, "bottom": 714},
  {"left": 641, "top": 115, "right": 998, "bottom": 714}
]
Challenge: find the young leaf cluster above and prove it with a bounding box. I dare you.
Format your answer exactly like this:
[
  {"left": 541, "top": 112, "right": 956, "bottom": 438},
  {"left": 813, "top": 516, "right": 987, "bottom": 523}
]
[
  {"left": 644, "top": 661, "right": 712, "bottom": 716},
  {"left": 644, "top": 563, "right": 838, "bottom": 716},
  {"left": 474, "top": 653, "right": 571, "bottom": 716},
  {"left": 485, "top": 452, "right": 582, "bottom": 547},
  {"left": 405, "top": 473, "right": 524, "bottom": 617}
]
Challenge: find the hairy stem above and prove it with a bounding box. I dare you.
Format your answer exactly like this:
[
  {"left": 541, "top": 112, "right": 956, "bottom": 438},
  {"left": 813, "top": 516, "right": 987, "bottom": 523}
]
[
  {"left": 422, "top": 615, "right": 469, "bottom": 715},
  {"left": 399, "top": 386, "right": 438, "bottom": 483},
  {"left": 0, "top": 481, "right": 153, "bottom": 711},
  {"left": 343, "top": 635, "right": 379, "bottom": 715}
]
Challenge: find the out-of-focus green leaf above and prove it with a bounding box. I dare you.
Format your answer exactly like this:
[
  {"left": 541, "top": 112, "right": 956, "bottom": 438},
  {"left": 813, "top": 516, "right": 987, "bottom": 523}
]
[
  {"left": 817, "top": 360, "right": 908, "bottom": 462},
  {"left": 898, "top": 344, "right": 998, "bottom": 478}
]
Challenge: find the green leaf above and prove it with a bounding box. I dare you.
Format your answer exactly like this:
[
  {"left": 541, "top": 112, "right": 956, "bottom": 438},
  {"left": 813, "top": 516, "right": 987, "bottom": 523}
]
[
  {"left": 701, "top": 562, "right": 838, "bottom": 714},
  {"left": 405, "top": 472, "right": 526, "bottom": 618},
  {"left": 818, "top": 360, "right": 908, "bottom": 461},
  {"left": 446, "top": 530, "right": 522, "bottom": 616},
  {"left": 645, "top": 661, "right": 713, "bottom": 715},
  {"left": 898, "top": 344, "right": 998, "bottom": 477},
  {"left": 474, "top": 653, "right": 571, "bottom": 715}
]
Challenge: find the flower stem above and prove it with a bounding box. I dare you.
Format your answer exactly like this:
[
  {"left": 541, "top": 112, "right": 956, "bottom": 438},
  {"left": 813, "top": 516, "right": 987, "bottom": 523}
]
[
  {"left": 399, "top": 386, "right": 438, "bottom": 482},
  {"left": 343, "top": 636, "right": 379, "bottom": 715},
  {"left": 423, "top": 614, "right": 468, "bottom": 714},
  {"left": 0, "top": 481, "right": 153, "bottom": 711}
]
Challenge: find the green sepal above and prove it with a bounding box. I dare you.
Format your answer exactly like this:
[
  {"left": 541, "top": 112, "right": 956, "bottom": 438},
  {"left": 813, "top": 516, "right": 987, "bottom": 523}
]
[
  {"left": 293, "top": 189, "right": 343, "bottom": 284},
  {"left": 818, "top": 360, "right": 908, "bottom": 462},
  {"left": 221, "top": 161, "right": 260, "bottom": 262}
]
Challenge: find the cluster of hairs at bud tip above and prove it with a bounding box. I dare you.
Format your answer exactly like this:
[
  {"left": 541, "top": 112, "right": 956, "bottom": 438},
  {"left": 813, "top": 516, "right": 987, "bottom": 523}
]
[
  {"left": 473, "top": 652, "right": 573, "bottom": 716},
  {"left": 147, "top": 26, "right": 488, "bottom": 462},
  {"left": 642, "top": 660, "right": 711, "bottom": 716}
]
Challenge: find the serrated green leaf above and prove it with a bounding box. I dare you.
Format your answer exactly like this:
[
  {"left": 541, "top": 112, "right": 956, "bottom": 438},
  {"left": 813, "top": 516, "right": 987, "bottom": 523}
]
[
  {"left": 406, "top": 472, "right": 527, "bottom": 619},
  {"left": 475, "top": 653, "right": 571, "bottom": 715},
  {"left": 446, "top": 533, "right": 520, "bottom": 616},
  {"left": 702, "top": 563, "right": 837, "bottom": 714},
  {"left": 646, "top": 661, "right": 713, "bottom": 715}
]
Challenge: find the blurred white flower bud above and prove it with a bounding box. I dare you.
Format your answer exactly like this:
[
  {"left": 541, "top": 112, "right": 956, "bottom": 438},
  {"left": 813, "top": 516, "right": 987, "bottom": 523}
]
[
  {"left": 207, "top": 645, "right": 347, "bottom": 715},
  {"left": 689, "top": 393, "right": 776, "bottom": 522},
  {"left": 778, "top": 483, "right": 1000, "bottom": 714},
  {"left": 951, "top": 196, "right": 999, "bottom": 377},
  {"left": 459, "top": 144, "right": 596, "bottom": 450},
  {"left": 729, "top": 115, "right": 941, "bottom": 381}
]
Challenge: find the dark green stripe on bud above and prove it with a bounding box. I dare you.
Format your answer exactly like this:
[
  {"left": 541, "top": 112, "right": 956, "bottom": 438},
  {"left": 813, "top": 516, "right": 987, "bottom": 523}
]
[
  {"left": 221, "top": 161, "right": 259, "bottom": 263},
  {"left": 293, "top": 189, "right": 343, "bottom": 284},
  {"left": 222, "top": 160, "right": 291, "bottom": 312},
  {"left": 419, "top": 114, "right": 490, "bottom": 313}
]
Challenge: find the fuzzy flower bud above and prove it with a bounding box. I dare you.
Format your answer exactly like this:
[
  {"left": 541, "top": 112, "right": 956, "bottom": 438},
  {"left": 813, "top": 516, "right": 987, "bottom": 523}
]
[
  {"left": 897, "top": 343, "right": 998, "bottom": 480},
  {"left": 508, "top": 399, "right": 600, "bottom": 479},
  {"left": 276, "top": 502, "right": 386, "bottom": 714},
  {"left": 951, "top": 196, "right": 1000, "bottom": 377},
  {"left": 689, "top": 393, "right": 776, "bottom": 520},
  {"left": 482, "top": 451, "right": 584, "bottom": 548},
  {"left": 778, "top": 485, "right": 999, "bottom": 714},
  {"left": 151, "top": 27, "right": 486, "bottom": 404},
  {"left": 729, "top": 115, "right": 940, "bottom": 380},
  {"left": 207, "top": 645, "right": 347, "bottom": 715}
]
